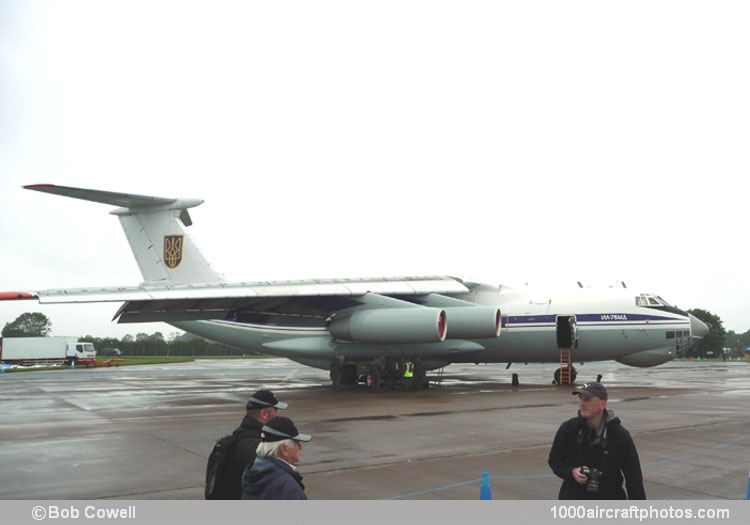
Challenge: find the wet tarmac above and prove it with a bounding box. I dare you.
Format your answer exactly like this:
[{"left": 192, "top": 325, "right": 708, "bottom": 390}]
[{"left": 0, "top": 359, "right": 748, "bottom": 500}]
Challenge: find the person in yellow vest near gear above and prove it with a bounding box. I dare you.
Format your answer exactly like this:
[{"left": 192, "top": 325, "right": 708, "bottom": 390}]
[{"left": 402, "top": 359, "right": 414, "bottom": 389}]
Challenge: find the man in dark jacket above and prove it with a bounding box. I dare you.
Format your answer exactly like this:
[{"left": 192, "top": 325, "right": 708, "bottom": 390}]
[
  {"left": 241, "top": 416, "right": 312, "bottom": 500},
  {"left": 215, "top": 390, "right": 288, "bottom": 499},
  {"left": 548, "top": 382, "right": 645, "bottom": 499}
]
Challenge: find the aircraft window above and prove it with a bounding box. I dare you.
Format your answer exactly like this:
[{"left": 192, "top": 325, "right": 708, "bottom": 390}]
[
  {"left": 666, "top": 331, "right": 675, "bottom": 339},
  {"left": 636, "top": 294, "right": 673, "bottom": 307},
  {"left": 656, "top": 296, "right": 671, "bottom": 307}
]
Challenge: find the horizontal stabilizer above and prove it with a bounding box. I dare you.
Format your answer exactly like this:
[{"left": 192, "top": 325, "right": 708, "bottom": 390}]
[
  {"left": 24, "top": 184, "right": 178, "bottom": 209},
  {"left": 24, "top": 183, "right": 215, "bottom": 282}
]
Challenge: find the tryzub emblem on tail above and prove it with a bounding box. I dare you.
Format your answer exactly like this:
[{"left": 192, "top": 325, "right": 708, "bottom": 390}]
[{"left": 164, "top": 235, "right": 184, "bottom": 269}]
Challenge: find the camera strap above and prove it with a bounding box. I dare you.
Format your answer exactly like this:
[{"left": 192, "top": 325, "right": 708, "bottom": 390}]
[
  {"left": 600, "top": 424, "right": 609, "bottom": 456},
  {"left": 576, "top": 421, "right": 609, "bottom": 460}
]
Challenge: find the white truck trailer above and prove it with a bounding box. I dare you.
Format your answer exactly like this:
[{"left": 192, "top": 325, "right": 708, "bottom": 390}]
[{"left": 0, "top": 336, "right": 97, "bottom": 365}]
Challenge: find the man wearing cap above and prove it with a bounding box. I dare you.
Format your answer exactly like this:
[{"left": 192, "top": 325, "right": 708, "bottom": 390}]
[
  {"left": 241, "top": 416, "right": 312, "bottom": 500},
  {"left": 216, "top": 390, "right": 287, "bottom": 499},
  {"left": 548, "top": 382, "right": 645, "bottom": 499}
]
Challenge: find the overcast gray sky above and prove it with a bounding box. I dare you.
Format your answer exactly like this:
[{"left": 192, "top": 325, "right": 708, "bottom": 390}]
[{"left": 1, "top": 1, "right": 748, "bottom": 339}]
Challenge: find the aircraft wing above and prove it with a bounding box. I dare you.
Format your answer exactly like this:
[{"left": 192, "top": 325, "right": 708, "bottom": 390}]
[{"left": 0, "top": 276, "right": 471, "bottom": 323}]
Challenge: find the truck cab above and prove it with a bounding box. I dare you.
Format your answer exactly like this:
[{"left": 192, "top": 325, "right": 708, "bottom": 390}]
[{"left": 66, "top": 342, "right": 97, "bottom": 364}]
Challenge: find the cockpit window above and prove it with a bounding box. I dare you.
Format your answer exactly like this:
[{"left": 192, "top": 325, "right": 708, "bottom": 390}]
[
  {"left": 656, "top": 296, "right": 672, "bottom": 307},
  {"left": 636, "top": 294, "right": 671, "bottom": 307}
]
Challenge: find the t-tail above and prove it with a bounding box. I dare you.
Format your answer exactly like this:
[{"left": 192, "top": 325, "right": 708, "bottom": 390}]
[{"left": 24, "top": 184, "right": 223, "bottom": 285}]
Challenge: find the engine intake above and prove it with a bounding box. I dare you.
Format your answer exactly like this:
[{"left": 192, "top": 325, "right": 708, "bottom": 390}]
[{"left": 328, "top": 307, "right": 447, "bottom": 344}]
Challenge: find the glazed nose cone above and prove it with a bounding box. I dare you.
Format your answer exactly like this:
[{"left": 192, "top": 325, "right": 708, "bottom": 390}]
[{"left": 689, "top": 314, "right": 709, "bottom": 339}]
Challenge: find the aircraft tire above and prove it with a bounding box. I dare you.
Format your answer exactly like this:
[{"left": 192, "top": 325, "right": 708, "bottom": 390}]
[
  {"left": 330, "top": 365, "right": 340, "bottom": 391},
  {"left": 370, "top": 372, "right": 381, "bottom": 392},
  {"left": 553, "top": 367, "right": 579, "bottom": 385},
  {"left": 340, "top": 364, "right": 358, "bottom": 385},
  {"left": 331, "top": 364, "right": 358, "bottom": 390}
]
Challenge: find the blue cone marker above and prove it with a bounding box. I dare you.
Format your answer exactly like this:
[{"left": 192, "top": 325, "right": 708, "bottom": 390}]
[{"left": 480, "top": 471, "right": 492, "bottom": 500}]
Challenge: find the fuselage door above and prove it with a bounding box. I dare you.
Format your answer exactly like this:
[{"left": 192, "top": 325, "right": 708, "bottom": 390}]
[{"left": 556, "top": 315, "right": 577, "bottom": 349}]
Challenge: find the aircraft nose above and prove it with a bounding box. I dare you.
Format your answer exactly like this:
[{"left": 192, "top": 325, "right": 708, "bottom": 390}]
[{"left": 689, "top": 314, "right": 709, "bottom": 339}]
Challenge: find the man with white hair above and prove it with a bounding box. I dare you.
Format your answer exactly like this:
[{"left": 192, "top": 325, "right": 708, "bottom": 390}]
[
  {"left": 241, "top": 416, "right": 312, "bottom": 500},
  {"left": 207, "top": 389, "right": 287, "bottom": 499}
]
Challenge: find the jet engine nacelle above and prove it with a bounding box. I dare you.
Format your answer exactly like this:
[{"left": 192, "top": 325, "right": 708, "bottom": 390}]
[
  {"left": 443, "top": 306, "right": 501, "bottom": 339},
  {"left": 328, "top": 307, "right": 447, "bottom": 344},
  {"left": 615, "top": 348, "right": 673, "bottom": 368}
]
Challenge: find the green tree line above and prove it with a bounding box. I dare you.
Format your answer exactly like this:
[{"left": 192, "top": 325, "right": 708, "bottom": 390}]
[
  {"left": 686, "top": 308, "right": 747, "bottom": 358},
  {"left": 78, "top": 332, "right": 255, "bottom": 357},
  {"left": 723, "top": 330, "right": 750, "bottom": 357},
  {"left": 2, "top": 313, "right": 255, "bottom": 357}
]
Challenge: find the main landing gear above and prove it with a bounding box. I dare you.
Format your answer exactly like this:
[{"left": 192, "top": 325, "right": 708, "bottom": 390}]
[
  {"left": 329, "top": 357, "right": 428, "bottom": 391},
  {"left": 330, "top": 361, "right": 358, "bottom": 391}
]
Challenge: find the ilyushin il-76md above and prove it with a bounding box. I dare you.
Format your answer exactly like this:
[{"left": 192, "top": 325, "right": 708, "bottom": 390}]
[{"left": 1, "top": 185, "right": 708, "bottom": 389}]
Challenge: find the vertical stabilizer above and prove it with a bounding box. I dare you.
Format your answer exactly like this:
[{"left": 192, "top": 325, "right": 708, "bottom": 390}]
[{"left": 24, "top": 184, "right": 224, "bottom": 285}]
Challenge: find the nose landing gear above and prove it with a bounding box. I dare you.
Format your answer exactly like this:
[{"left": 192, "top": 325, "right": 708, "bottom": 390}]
[{"left": 553, "top": 366, "right": 577, "bottom": 385}]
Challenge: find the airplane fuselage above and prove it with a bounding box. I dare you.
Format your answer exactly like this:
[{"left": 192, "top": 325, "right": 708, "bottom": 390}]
[{"left": 170, "top": 285, "right": 695, "bottom": 371}]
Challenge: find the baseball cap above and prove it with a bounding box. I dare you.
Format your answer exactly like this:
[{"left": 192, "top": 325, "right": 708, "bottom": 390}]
[
  {"left": 261, "top": 416, "right": 312, "bottom": 443},
  {"left": 572, "top": 382, "right": 608, "bottom": 400},
  {"left": 246, "top": 389, "right": 288, "bottom": 410}
]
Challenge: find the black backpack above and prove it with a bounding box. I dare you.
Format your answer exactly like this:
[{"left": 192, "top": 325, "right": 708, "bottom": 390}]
[{"left": 204, "top": 432, "right": 241, "bottom": 500}]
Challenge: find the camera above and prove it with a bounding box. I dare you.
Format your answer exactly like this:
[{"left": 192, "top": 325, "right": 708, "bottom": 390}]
[{"left": 580, "top": 466, "right": 603, "bottom": 494}]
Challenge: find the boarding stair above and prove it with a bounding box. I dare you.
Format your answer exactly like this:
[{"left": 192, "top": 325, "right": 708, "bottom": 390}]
[{"left": 558, "top": 349, "right": 574, "bottom": 385}]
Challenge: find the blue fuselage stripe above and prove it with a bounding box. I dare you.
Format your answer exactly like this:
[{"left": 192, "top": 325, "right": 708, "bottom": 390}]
[{"left": 507, "top": 313, "right": 685, "bottom": 324}]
